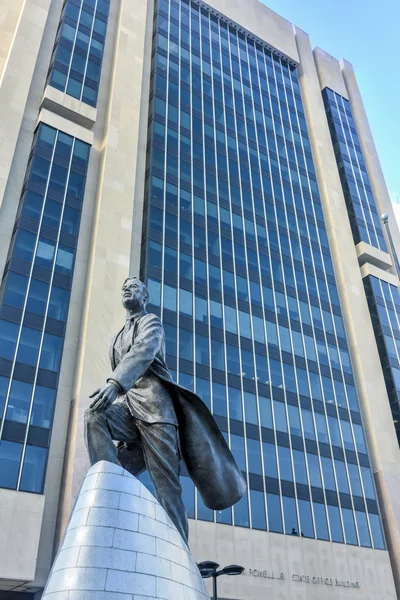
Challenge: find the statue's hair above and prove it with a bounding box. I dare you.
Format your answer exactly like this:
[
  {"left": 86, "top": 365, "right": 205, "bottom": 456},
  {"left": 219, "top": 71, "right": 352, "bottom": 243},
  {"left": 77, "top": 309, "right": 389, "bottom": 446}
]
[{"left": 122, "top": 277, "right": 149, "bottom": 305}]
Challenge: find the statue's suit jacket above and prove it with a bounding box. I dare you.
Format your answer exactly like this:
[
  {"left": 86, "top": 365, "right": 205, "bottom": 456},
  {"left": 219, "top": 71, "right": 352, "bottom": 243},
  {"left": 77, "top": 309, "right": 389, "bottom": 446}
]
[{"left": 109, "top": 311, "right": 246, "bottom": 511}]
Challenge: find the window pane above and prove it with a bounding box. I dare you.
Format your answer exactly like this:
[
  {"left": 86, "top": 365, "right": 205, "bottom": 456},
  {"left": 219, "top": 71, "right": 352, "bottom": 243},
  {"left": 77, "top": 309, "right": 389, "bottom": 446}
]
[
  {"left": 278, "top": 445, "right": 293, "bottom": 481},
  {"left": 369, "top": 513, "right": 385, "bottom": 549},
  {"left": 298, "top": 499, "right": 314, "bottom": 538},
  {"left": 3, "top": 272, "right": 28, "bottom": 309},
  {"left": 55, "top": 245, "right": 74, "bottom": 275},
  {"left": 39, "top": 333, "right": 63, "bottom": 371},
  {"left": 26, "top": 280, "right": 49, "bottom": 315},
  {"left": 313, "top": 502, "right": 329, "bottom": 540},
  {"left": 307, "top": 453, "right": 322, "bottom": 488},
  {"left": 247, "top": 438, "right": 262, "bottom": 475},
  {"left": 197, "top": 491, "right": 213, "bottom": 522},
  {"left": 20, "top": 445, "right": 47, "bottom": 493},
  {"left": 5, "top": 380, "right": 33, "bottom": 424},
  {"left": 0, "top": 440, "right": 22, "bottom": 489},
  {"left": 234, "top": 492, "right": 249, "bottom": 527},
  {"left": 293, "top": 450, "right": 308, "bottom": 485},
  {"left": 13, "top": 229, "right": 36, "bottom": 262},
  {"left": 334, "top": 460, "right": 350, "bottom": 494},
  {"left": 228, "top": 387, "right": 242, "bottom": 421},
  {"left": 267, "top": 493, "right": 283, "bottom": 533},
  {"left": 342, "top": 507, "right": 358, "bottom": 545},
  {"left": 35, "top": 238, "right": 56, "bottom": 269},
  {"left": 288, "top": 404, "right": 301, "bottom": 436},
  {"left": 244, "top": 392, "right": 258, "bottom": 425},
  {"left": 361, "top": 467, "right": 376, "bottom": 499},
  {"left": 16, "top": 326, "right": 42, "bottom": 366},
  {"left": 273, "top": 400, "right": 287, "bottom": 433},
  {"left": 181, "top": 475, "right": 194, "bottom": 519},
  {"left": 0, "top": 376, "right": 9, "bottom": 418},
  {"left": 328, "top": 505, "right": 343, "bottom": 543},
  {"left": 48, "top": 287, "right": 70, "bottom": 321},
  {"left": 320, "top": 456, "right": 336, "bottom": 491},
  {"left": 283, "top": 496, "right": 298, "bottom": 536},
  {"left": 263, "top": 442, "right": 278, "bottom": 479},
  {"left": 355, "top": 511, "right": 371, "bottom": 547},
  {"left": 230, "top": 434, "right": 246, "bottom": 472},
  {"left": 30, "top": 385, "right": 56, "bottom": 429},
  {"left": 259, "top": 395, "right": 272, "bottom": 428},
  {"left": 0, "top": 320, "right": 19, "bottom": 361},
  {"left": 212, "top": 382, "right": 226, "bottom": 417},
  {"left": 250, "top": 489, "right": 266, "bottom": 530}
]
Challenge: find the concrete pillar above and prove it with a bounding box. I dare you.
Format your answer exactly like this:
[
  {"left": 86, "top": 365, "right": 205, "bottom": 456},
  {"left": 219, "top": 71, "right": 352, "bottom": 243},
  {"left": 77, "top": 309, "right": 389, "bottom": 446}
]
[{"left": 55, "top": 0, "right": 155, "bottom": 550}]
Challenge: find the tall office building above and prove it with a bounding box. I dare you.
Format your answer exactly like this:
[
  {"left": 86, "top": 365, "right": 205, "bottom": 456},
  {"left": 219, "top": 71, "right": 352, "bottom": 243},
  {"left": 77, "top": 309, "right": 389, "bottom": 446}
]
[{"left": 0, "top": 0, "right": 399, "bottom": 598}]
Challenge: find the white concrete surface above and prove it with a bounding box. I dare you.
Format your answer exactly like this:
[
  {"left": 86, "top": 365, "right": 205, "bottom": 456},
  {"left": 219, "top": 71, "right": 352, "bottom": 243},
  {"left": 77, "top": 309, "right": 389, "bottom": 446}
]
[
  {"left": 42, "top": 461, "right": 208, "bottom": 600},
  {"left": 0, "top": 489, "right": 45, "bottom": 587}
]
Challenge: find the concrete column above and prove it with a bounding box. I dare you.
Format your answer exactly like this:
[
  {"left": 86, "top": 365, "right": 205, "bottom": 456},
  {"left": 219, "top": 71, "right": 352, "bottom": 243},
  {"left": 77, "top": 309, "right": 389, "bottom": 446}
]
[
  {"left": 0, "top": 0, "right": 53, "bottom": 211},
  {"left": 340, "top": 60, "right": 400, "bottom": 266},
  {"left": 294, "top": 26, "right": 400, "bottom": 595},
  {"left": 55, "top": 0, "right": 155, "bottom": 552}
]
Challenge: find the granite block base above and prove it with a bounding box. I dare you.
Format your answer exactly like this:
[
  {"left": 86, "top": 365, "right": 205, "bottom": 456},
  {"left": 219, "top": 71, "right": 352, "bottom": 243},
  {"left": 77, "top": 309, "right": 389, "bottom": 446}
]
[{"left": 42, "top": 461, "right": 209, "bottom": 600}]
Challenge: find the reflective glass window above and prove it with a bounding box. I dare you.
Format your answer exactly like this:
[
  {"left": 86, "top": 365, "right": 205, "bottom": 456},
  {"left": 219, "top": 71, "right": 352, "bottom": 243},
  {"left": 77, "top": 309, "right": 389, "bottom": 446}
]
[{"left": 0, "top": 441, "right": 23, "bottom": 489}]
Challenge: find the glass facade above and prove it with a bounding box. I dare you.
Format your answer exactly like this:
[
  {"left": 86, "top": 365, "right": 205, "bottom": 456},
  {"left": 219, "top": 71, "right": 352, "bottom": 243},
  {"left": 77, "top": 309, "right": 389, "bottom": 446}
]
[
  {"left": 322, "top": 87, "right": 386, "bottom": 252},
  {"left": 47, "top": 0, "right": 110, "bottom": 107},
  {"left": 0, "top": 123, "right": 90, "bottom": 493},
  {"left": 139, "top": 0, "right": 385, "bottom": 549},
  {"left": 363, "top": 275, "right": 400, "bottom": 444}
]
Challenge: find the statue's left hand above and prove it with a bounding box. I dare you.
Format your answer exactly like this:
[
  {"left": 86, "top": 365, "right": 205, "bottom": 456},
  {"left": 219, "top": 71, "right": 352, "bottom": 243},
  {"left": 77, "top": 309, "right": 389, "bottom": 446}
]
[{"left": 89, "top": 383, "right": 119, "bottom": 412}]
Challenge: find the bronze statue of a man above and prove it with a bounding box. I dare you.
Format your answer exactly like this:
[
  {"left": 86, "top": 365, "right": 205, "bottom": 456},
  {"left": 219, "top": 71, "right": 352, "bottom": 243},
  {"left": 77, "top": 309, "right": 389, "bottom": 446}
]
[{"left": 85, "top": 277, "right": 246, "bottom": 543}]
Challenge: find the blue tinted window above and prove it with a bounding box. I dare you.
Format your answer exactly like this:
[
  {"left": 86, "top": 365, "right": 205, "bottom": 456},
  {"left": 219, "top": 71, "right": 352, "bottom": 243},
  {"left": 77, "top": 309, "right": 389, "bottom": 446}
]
[
  {"left": 250, "top": 489, "right": 266, "bottom": 530},
  {"left": 355, "top": 511, "right": 371, "bottom": 547},
  {"left": 0, "top": 124, "right": 90, "bottom": 493},
  {"left": 283, "top": 496, "right": 298, "bottom": 536},
  {"left": 48, "top": 0, "right": 110, "bottom": 107},
  {"left": 181, "top": 475, "right": 194, "bottom": 518},
  {"left": 139, "top": 1, "right": 383, "bottom": 545},
  {"left": 234, "top": 492, "right": 249, "bottom": 527},
  {"left": 328, "top": 505, "right": 343, "bottom": 543},
  {"left": 298, "top": 499, "right": 314, "bottom": 538},
  {"left": 278, "top": 445, "right": 293, "bottom": 482},
  {"left": 30, "top": 386, "right": 56, "bottom": 429},
  {"left": 263, "top": 442, "right": 278, "bottom": 479},
  {"left": 342, "top": 507, "right": 358, "bottom": 545},
  {"left": 0, "top": 376, "right": 8, "bottom": 418},
  {"left": 231, "top": 434, "right": 246, "bottom": 472},
  {"left": 5, "top": 380, "right": 33, "bottom": 424},
  {"left": 307, "top": 453, "right": 322, "bottom": 487},
  {"left": 26, "top": 280, "right": 49, "bottom": 315},
  {"left": 20, "top": 445, "right": 47, "bottom": 493},
  {"left": 267, "top": 493, "right": 283, "bottom": 533},
  {"left": 3, "top": 272, "right": 29, "bottom": 309},
  {"left": 313, "top": 502, "right": 329, "bottom": 541},
  {"left": 293, "top": 450, "right": 307, "bottom": 485},
  {"left": 247, "top": 438, "right": 262, "bottom": 475},
  {"left": 369, "top": 513, "right": 385, "bottom": 549},
  {"left": 0, "top": 441, "right": 22, "bottom": 489},
  {"left": 321, "top": 456, "right": 336, "bottom": 491},
  {"left": 48, "top": 287, "right": 70, "bottom": 322},
  {"left": 16, "top": 327, "right": 41, "bottom": 366}
]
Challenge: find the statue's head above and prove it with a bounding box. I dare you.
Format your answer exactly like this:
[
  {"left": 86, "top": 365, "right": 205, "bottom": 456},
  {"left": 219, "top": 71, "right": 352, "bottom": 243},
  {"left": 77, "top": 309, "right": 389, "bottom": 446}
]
[{"left": 121, "top": 277, "right": 149, "bottom": 311}]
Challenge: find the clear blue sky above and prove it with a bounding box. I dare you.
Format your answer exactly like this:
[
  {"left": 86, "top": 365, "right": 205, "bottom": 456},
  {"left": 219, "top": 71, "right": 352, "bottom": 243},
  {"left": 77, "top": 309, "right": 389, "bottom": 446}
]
[{"left": 261, "top": 0, "right": 400, "bottom": 209}]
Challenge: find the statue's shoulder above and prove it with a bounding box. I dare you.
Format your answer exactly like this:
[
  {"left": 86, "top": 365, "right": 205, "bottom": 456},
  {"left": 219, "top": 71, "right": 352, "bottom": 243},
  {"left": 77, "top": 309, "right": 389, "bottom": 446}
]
[{"left": 138, "top": 312, "right": 162, "bottom": 327}]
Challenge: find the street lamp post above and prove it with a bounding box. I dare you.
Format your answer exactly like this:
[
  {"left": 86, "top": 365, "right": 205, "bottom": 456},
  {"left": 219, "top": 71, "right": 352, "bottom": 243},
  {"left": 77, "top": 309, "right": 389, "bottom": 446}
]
[{"left": 197, "top": 560, "right": 244, "bottom": 600}]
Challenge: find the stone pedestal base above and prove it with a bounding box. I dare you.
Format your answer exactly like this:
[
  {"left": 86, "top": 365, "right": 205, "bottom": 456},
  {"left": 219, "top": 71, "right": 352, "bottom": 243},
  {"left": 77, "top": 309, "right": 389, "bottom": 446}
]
[{"left": 42, "top": 461, "right": 209, "bottom": 600}]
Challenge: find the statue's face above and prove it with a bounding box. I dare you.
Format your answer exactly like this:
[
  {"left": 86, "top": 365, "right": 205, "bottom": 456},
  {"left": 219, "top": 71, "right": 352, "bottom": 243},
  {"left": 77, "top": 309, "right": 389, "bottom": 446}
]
[{"left": 121, "top": 279, "right": 147, "bottom": 311}]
